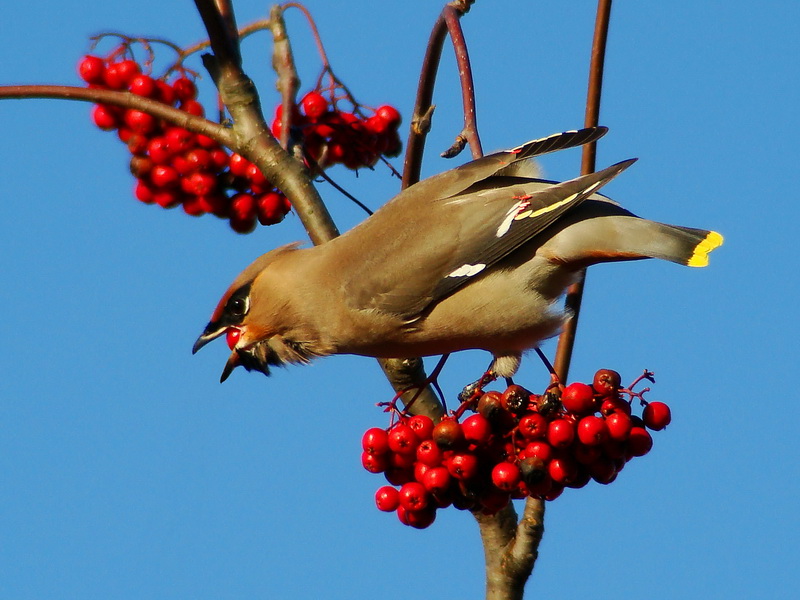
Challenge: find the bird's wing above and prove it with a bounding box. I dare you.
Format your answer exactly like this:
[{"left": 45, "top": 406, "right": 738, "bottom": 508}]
[
  {"left": 342, "top": 154, "right": 636, "bottom": 321},
  {"left": 391, "top": 127, "right": 608, "bottom": 205}
]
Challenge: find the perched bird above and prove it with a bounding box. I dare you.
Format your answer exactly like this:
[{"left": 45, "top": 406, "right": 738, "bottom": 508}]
[{"left": 193, "top": 127, "right": 722, "bottom": 382}]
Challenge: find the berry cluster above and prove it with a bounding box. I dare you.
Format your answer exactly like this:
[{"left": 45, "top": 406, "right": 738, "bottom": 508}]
[
  {"left": 362, "top": 369, "right": 672, "bottom": 529},
  {"left": 275, "top": 91, "right": 402, "bottom": 171},
  {"left": 78, "top": 51, "right": 293, "bottom": 233}
]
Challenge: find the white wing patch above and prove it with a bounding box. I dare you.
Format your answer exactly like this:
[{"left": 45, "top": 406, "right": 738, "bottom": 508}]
[
  {"left": 495, "top": 198, "right": 532, "bottom": 238},
  {"left": 447, "top": 263, "right": 487, "bottom": 277}
]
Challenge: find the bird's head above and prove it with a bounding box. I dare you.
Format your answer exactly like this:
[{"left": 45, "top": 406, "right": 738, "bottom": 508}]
[{"left": 192, "top": 244, "right": 309, "bottom": 382}]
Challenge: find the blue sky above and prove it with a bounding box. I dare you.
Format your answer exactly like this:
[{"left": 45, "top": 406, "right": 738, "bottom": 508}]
[{"left": 1, "top": 1, "right": 798, "bottom": 598}]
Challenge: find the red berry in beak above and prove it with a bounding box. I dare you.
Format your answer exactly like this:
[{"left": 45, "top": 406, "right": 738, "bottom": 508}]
[{"left": 225, "top": 328, "right": 241, "bottom": 350}]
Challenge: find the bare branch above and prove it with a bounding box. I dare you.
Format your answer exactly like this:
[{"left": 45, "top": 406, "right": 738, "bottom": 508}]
[
  {"left": 442, "top": 5, "right": 482, "bottom": 159},
  {"left": 0, "top": 84, "right": 234, "bottom": 147},
  {"left": 268, "top": 5, "right": 300, "bottom": 149},
  {"left": 553, "top": 0, "right": 614, "bottom": 382}
]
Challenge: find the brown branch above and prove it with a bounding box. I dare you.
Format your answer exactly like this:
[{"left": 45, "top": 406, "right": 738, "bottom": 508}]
[
  {"left": 442, "top": 4, "right": 482, "bottom": 159},
  {"left": 401, "top": 0, "right": 477, "bottom": 188},
  {"left": 268, "top": 5, "right": 300, "bottom": 149},
  {"left": 553, "top": 0, "right": 613, "bottom": 382},
  {"left": 0, "top": 84, "right": 235, "bottom": 147}
]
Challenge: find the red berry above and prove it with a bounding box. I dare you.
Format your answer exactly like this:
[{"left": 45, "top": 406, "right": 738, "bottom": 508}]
[
  {"left": 164, "top": 127, "right": 194, "bottom": 154},
  {"left": 180, "top": 99, "right": 205, "bottom": 117},
  {"left": 577, "top": 415, "right": 608, "bottom": 446},
  {"left": 245, "top": 163, "right": 268, "bottom": 186},
  {"left": 104, "top": 59, "right": 140, "bottom": 90},
  {"left": 91, "top": 104, "right": 120, "bottom": 130},
  {"left": 572, "top": 442, "right": 602, "bottom": 465},
  {"left": 229, "top": 215, "right": 257, "bottom": 234},
  {"left": 547, "top": 418, "right": 575, "bottom": 448},
  {"left": 184, "top": 148, "right": 212, "bottom": 173},
  {"left": 256, "top": 192, "right": 288, "bottom": 226},
  {"left": 587, "top": 456, "right": 617, "bottom": 484},
  {"left": 605, "top": 411, "right": 633, "bottom": 441},
  {"left": 156, "top": 80, "right": 176, "bottom": 105},
  {"left": 627, "top": 427, "right": 653, "bottom": 457},
  {"left": 361, "top": 451, "right": 388, "bottom": 473},
  {"left": 397, "top": 504, "right": 436, "bottom": 529},
  {"left": 225, "top": 327, "right": 240, "bottom": 349},
  {"left": 181, "top": 171, "right": 217, "bottom": 196},
  {"left": 128, "top": 74, "right": 157, "bottom": 98},
  {"left": 362, "top": 427, "right": 390, "bottom": 455},
  {"left": 518, "top": 412, "right": 548, "bottom": 440},
  {"left": 230, "top": 192, "right": 256, "bottom": 220},
  {"left": 416, "top": 439, "right": 443, "bottom": 467},
  {"left": 446, "top": 452, "right": 479, "bottom": 480},
  {"left": 147, "top": 137, "right": 173, "bottom": 164},
  {"left": 364, "top": 114, "right": 390, "bottom": 135},
  {"left": 182, "top": 195, "right": 206, "bottom": 217},
  {"left": 376, "top": 105, "right": 401, "bottom": 127},
  {"left": 398, "top": 481, "right": 429, "bottom": 511},
  {"left": 600, "top": 396, "right": 632, "bottom": 416},
  {"left": 172, "top": 76, "right": 197, "bottom": 102},
  {"left": 198, "top": 193, "right": 229, "bottom": 218},
  {"left": 421, "top": 466, "right": 451, "bottom": 494},
  {"left": 152, "top": 189, "right": 183, "bottom": 209},
  {"left": 643, "top": 401, "right": 672, "bottom": 431},
  {"left": 229, "top": 153, "right": 251, "bottom": 177},
  {"left": 561, "top": 382, "right": 596, "bottom": 415},
  {"left": 407, "top": 415, "right": 435, "bottom": 441},
  {"left": 150, "top": 165, "right": 180, "bottom": 189},
  {"left": 384, "top": 466, "right": 413, "bottom": 486},
  {"left": 134, "top": 179, "right": 154, "bottom": 204},
  {"left": 78, "top": 55, "right": 105, "bottom": 85},
  {"left": 301, "top": 91, "right": 328, "bottom": 119},
  {"left": 592, "top": 369, "right": 622, "bottom": 396},
  {"left": 390, "top": 452, "right": 416, "bottom": 470},
  {"left": 123, "top": 109, "right": 157, "bottom": 135},
  {"left": 519, "top": 440, "right": 553, "bottom": 463},
  {"left": 388, "top": 424, "right": 420, "bottom": 455},
  {"left": 548, "top": 455, "right": 578, "bottom": 485},
  {"left": 375, "top": 486, "right": 400, "bottom": 512},
  {"left": 491, "top": 462, "right": 522, "bottom": 492},
  {"left": 461, "top": 413, "right": 492, "bottom": 447}
]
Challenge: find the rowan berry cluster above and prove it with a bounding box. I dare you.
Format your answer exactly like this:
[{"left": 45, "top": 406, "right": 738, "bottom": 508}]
[
  {"left": 362, "top": 369, "right": 672, "bottom": 529},
  {"left": 274, "top": 91, "right": 402, "bottom": 170},
  {"left": 78, "top": 52, "right": 292, "bottom": 233}
]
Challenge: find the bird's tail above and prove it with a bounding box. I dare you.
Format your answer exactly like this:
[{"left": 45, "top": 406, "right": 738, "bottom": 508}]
[
  {"left": 544, "top": 203, "right": 724, "bottom": 268},
  {"left": 641, "top": 224, "right": 723, "bottom": 267}
]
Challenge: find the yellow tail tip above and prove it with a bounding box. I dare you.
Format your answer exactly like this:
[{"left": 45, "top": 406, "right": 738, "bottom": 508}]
[{"left": 687, "top": 231, "right": 724, "bottom": 267}]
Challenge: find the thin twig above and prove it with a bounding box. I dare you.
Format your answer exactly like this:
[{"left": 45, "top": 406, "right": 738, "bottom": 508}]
[
  {"left": 0, "top": 84, "right": 235, "bottom": 147},
  {"left": 553, "top": 0, "right": 613, "bottom": 383}
]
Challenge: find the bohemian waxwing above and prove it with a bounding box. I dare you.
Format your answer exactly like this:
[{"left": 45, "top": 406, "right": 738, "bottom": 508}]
[{"left": 193, "top": 127, "right": 723, "bottom": 382}]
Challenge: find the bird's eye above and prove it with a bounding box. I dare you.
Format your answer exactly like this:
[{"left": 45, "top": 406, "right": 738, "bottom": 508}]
[{"left": 228, "top": 296, "right": 248, "bottom": 317}]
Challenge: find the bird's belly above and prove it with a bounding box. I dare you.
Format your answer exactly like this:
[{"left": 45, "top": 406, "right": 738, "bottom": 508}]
[{"left": 344, "top": 265, "right": 569, "bottom": 359}]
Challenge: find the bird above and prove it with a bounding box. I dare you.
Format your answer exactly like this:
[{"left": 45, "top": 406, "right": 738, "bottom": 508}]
[{"left": 192, "top": 126, "right": 723, "bottom": 383}]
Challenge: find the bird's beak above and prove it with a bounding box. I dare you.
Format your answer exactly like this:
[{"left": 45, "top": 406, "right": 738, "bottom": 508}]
[{"left": 192, "top": 322, "right": 226, "bottom": 354}]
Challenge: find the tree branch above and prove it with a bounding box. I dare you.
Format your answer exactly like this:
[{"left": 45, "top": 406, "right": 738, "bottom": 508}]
[
  {"left": 553, "top": 0, "right": 613, "bottom": 382},
  {"left": 194, "top": 0, "right": 339, "bottom": 245},
  {"left": 0, "top": 84, "right": 235, "bottom": 147}
]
